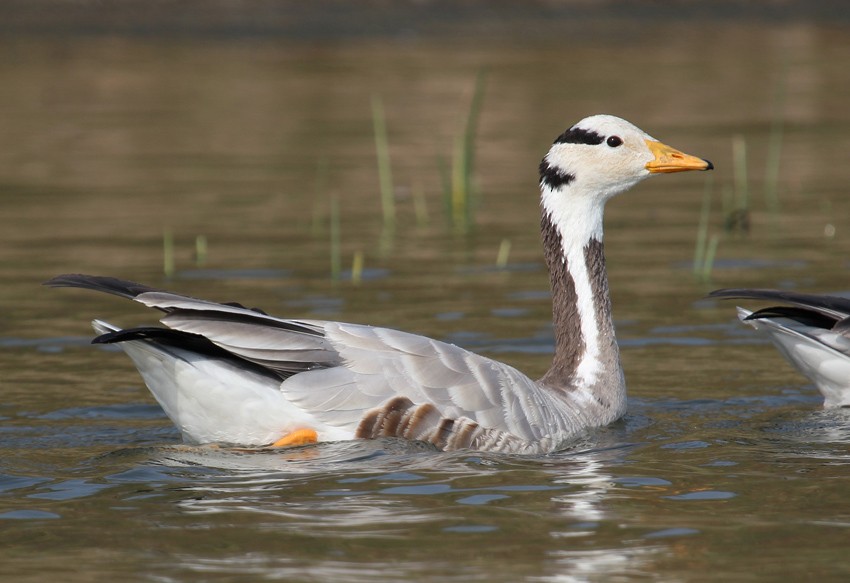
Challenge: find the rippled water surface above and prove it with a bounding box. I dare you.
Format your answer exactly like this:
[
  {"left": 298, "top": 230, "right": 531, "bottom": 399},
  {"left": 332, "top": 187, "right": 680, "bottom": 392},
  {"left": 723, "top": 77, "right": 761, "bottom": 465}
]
[{"left": 3, "top": 4, "right": 850, "bottom": 581}]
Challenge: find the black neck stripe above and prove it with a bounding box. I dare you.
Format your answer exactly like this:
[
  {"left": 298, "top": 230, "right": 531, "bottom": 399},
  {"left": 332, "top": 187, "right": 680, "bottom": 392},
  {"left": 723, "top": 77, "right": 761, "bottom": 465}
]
[
  {"left": 554, "top": 127, "right": 604, "bottom": 146},
  {"left": 539, "top": 160, "right": 575, "bottom": 190}
]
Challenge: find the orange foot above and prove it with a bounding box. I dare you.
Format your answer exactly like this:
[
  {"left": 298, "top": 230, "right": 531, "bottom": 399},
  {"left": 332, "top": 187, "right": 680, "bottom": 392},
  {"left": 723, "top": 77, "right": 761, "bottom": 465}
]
[{"left": 272, "top": 428, "right": 318, "bottom": 447}]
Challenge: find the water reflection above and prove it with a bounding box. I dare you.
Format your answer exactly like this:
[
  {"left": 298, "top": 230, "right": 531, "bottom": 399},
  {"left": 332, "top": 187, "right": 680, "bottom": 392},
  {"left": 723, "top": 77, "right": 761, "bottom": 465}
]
[
  {"left": 537, "top": 546, "right": 665, "bottom": 583},
  {"left": 762, "top": 407, "right": 850, "bottom": 460},
  {"left": 149, "top": 439, "right": 678, "bottom": 581},
  {"left": 549, "top": 452, "right": 617, "bottom": 524}
]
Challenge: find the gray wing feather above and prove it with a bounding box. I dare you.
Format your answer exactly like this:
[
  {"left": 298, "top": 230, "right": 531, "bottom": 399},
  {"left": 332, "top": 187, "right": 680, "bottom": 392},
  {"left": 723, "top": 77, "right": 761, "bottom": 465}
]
[
  {"left": 278, "top": 321, "right": 567, "bottom": 442},
  {"left": 138, "top": 291, "right": 326, "bottom": 334},
  {"left": 160, "top": 313, "right": 341, "bottom": 371},
  {"left": 157, "top": 294, "right": 585, "bottom": 445},
  {"left": 152, "top": 306, "right": 521, "bottom": 432}
]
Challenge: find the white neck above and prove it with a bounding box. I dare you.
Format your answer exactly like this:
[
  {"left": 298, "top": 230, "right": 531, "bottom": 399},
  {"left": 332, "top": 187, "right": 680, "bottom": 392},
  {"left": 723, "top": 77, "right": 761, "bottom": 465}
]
[
  {"left": 539, "top": 182, "right": 626, "bottom": 422},
  {"left": 541, "top": 185, "right": 607, "bottom": 387},
  {"left": 540, "top": 184, "right": 605, "bottom": 248}
]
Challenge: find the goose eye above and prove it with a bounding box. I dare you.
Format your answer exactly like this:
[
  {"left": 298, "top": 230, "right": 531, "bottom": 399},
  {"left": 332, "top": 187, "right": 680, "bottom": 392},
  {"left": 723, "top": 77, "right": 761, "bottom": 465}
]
[{"left": 606, "top": 136, "right": 623, "bottom": 148}]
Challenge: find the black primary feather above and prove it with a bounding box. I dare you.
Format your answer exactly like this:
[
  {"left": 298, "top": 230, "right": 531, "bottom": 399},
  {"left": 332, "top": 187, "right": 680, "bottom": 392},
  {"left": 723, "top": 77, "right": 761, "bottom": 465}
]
[
  {"left": 49, "top": 273, "right": 336, "bottom": 375},
  {"left": 94, "top": 326, "right": 302, "bottom": 380},
  {"left": 96, "top": 325, "right": 232, "bottom": 354},
  {"left": 46, "top": 274, "right": 290, "bottom": 320},
  {"left": 44, "top": 274, "right": 161, "bottom": 300},
  {"left": 710, "top": 288, "right": 850, "bottom": 320},
  {"left": 744, "top": 306, "right": 837, "bottom": 329}
]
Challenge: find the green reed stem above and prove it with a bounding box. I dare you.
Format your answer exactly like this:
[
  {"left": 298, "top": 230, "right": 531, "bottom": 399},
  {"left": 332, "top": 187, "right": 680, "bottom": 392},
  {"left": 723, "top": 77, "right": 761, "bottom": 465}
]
[
  {"left": 371, "top": 95, "right": 395, "bottom": 229},
  {"left": 412, "top": 182, "right": 429, "bottom": 227},
  {"left": 163, "top": 229, "right": 175, "bottom": 278},
  {"left": 446, "top": 69, "right": 487, "bottom": 234},
  {"left": 330, "top": 193, "right": 340, "bottom": 282},
  {"left": 312, "top": 157, "right": 329, "bottom": 236},
  {"left": 732, "top": 135, "right": 749, "bottom": 212},
  {"left": 194, "top": 235, "right": 207, "bottom": 268},
  {"left": 496, "top": 238, "right": 511, "bottom": 269},
  {"left": 351, "top": 250, "right": 364, "bottom": 285},
  {"left": 438, "top": 153, "right": 452, "bottom": 224},
  {"left": 700, "top": 234, "right": 720, "bottom": 283},
  {"left": 693, "top": 175, "right": 713, "bottom": 276},
  {"left": 451, "top": 135, "right": 467, "bottom": 231}
]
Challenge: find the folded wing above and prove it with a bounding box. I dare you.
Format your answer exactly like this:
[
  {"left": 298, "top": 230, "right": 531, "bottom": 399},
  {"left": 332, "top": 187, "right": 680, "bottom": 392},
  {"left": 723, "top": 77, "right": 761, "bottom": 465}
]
[{"left": 46, "top": 274, "right": 581, "bottom": 451}]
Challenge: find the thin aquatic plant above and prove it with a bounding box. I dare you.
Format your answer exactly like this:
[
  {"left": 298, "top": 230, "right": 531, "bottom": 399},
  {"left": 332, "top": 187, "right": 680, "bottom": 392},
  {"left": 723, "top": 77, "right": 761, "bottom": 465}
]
[
  {"left": 725, "top": 136, "right": 751, "bottom": 234},
  {"left": 496, "top": 238, "right": 511, "bottom": 269},
  {"left": 692, "top": 176, "right": 721, "bottom": 283},
  {"left": 195, "top": 235, "right": 207, "bottom": 268},
  {"left": 378, "top": 224, "right": 394, "bottom": 257},
  {"left": 700, "top": 234, "right": 720, "bottom": 283},
  {"left": 330, "top": 193, "right": 341, "bottom": 282},
  {"left": 312, "top": 157, "right": 329, "bottom": 237},
  {"left": 693, "top": 175, "right": 713, "bottom": 277},
  {"left": 450, "top": 135, "right": 468, "bottom": 231},
  {"left": 351, "top": 251, "right": 364, "bottom": 285},
  {"left": 371, "top": 95, "right": 396, "bottom": 229},
  {"left": 443, "top": 70, "right": 487, "bottom": 234},
  {"left": 163, "top": 229, "right": 175, "bottom": 278},
  {"left": 732, "top": 134, "right": 749, "bottom": 211},
  {"left": 412, "top": 182, "right": 429, "bottom": 227},
  {"left": 438, "top": 153, "right": 452, "bottom": 222}
]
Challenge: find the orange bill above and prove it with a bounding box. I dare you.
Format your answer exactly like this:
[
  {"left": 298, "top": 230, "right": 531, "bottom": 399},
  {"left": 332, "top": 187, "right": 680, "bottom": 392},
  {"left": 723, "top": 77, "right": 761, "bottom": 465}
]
[{"left": 645, "top": 139, "right": 713, "bottom": 173}]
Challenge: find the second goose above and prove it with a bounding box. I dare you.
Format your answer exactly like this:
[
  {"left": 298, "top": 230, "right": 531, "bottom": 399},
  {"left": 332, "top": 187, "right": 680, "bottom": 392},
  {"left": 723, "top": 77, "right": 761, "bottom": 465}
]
[{"left": 711, "top": 288, "right": 850, "bottom": 407}]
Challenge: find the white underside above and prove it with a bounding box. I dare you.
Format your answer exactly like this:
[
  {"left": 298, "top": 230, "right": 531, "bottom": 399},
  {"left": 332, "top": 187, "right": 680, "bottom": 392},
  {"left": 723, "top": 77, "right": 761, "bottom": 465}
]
[
  {"left": 737, "top": 308, "right": 850, "bottom": 407},
  {"left": 93, "top": 320, "right": 353, "bottom": 445}
]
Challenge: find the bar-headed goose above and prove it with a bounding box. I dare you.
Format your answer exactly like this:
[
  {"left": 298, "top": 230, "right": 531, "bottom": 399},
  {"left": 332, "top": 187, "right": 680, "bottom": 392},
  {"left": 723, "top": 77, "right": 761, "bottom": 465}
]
[
  {"left": 710, "top": 288, "right": 850, "bottom": 407},
  {"left": 47, "top": 115, "right": 712, "bottom": 454}
]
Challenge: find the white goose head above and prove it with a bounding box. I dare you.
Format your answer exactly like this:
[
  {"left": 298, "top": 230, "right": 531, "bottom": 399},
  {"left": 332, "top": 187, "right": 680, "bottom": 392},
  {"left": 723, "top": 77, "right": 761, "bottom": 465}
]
[
  {"left": 538, "top": 114, "right": 712, "bottom": 272},
  {"left": 538, "top": 114, "right": 711, "bottom": 412},
  {"left": 540, "top": 114, "right": 712, "bottom": 204}
]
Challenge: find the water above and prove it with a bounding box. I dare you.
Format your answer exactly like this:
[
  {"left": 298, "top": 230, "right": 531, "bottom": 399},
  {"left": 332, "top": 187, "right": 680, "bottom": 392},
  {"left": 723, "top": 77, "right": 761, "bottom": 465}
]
[{"left": 3, "top": 4, "right": 850, "bottom": 581}]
